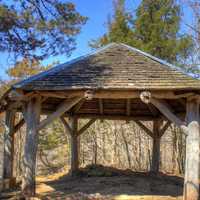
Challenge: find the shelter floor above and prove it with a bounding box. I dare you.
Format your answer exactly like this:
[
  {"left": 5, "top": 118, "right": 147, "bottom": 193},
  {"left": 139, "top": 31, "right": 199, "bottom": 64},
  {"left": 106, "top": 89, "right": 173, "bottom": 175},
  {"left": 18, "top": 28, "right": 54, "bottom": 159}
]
[{"left": 35, "top": 166, "right": 184, "bottom": 200}]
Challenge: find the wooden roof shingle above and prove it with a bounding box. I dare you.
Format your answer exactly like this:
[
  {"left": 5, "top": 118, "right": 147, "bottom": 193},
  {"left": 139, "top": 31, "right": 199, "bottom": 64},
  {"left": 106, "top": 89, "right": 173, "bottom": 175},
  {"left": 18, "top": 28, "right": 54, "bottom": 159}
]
[{"left": 13, "top": 43, "right": 200, "bottom": 91}]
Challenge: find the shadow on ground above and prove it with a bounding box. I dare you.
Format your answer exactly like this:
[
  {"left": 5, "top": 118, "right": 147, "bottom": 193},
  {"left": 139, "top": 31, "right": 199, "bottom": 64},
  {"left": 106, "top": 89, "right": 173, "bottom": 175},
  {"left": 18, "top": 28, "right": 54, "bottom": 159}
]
[{"left": 37, "top": 165, "right": 184, "bottom": 200}]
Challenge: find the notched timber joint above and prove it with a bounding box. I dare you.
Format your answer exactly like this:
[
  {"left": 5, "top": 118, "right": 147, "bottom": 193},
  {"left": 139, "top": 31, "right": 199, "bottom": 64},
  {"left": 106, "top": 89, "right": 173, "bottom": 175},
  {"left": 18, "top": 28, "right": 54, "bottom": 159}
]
[
  {"left": 140, "top": 91, "right": 152, "bottom": 104},
  {"left": 84, "top": 90, "right": 94, "bottom": 100}
]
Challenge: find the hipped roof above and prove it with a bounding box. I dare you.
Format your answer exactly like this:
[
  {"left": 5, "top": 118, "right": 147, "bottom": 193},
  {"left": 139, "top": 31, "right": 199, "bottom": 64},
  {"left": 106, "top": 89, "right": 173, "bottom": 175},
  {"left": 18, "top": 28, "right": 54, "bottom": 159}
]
[{"left": 13, "top": 43, "right": 200, "bottom": 91}]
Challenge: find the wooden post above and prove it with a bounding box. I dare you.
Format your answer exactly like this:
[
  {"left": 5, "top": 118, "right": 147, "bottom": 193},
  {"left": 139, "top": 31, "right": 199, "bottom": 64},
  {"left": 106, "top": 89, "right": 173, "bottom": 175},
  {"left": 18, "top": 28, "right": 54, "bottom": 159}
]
[
  {"left": 3, "top": 110, "right": 16, "bottom": 179},
  {"left": 151, "top": 121, "right": 160, "bottom": 173},
  {"left": 69, "top": 117, "right": 79, "bottom": 176},
  {"left": 21, "top": 97, "right": 41, "bottom": 197},
  {"left": 183, "top": 98, "right": 199, "bottom": 200}
]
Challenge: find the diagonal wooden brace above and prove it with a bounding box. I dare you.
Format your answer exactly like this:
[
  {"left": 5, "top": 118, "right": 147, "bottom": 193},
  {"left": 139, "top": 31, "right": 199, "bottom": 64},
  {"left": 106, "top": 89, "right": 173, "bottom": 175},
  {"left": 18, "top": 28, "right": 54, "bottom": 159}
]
[
  {"left": 140, "top": 91, "right": 188, "bottom": 135},
  {"left": 37, "top": 97, "right": 82, "bottom": 131}
]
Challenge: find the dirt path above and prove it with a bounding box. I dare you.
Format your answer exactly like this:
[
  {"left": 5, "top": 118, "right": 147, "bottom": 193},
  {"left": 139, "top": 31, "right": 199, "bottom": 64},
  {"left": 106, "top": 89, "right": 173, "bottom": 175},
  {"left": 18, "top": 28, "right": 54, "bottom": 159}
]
[{"left": 36, "top": 166, "right": 183, "bottom": 200}]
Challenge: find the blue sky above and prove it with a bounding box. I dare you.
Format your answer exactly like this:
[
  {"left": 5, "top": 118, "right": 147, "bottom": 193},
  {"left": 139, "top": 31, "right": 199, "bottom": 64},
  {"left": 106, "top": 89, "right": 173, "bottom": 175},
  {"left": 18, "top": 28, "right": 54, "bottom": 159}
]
[{"left": 0, "top": 0, "right": 195, "bottom": 79}]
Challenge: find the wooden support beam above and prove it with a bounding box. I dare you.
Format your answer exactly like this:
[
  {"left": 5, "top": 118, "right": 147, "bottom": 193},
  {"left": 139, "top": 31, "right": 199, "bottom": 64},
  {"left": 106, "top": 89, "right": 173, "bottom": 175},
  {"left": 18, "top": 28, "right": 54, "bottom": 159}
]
[
  {"left": 99, "top": 99, "right": 104, "bottom": 115},
  {"left": 134, "top": 119, "right": 166, "bottom": 174},
  {"left": 140, "top": 91, "right": 188, "bottom": 134},
  {"left": 3, "top": 110, "right": 16, "bottom": 179},
  {"left": 77, "top": 119, "right": 96, "bottom": 136},
  {"left": 37, "top": 90, "right": 200, "bottom": 100},
  {"left": 37, "top": 91, "right": 67, "bottom": 99},
  {"left": 150, "top": 120, "right": 161, "bottom": 173},
  {"left": 183, "top": 98, "right": 200, "bottom": 200},
  {"left": 60, "top": 116, "right": 72, "bottom": 136},
  {"left": 160, "top": 120, "right": 171, "bottom": 137},
  {"left": 126, "top": 99, "right": 131, "bottom": 116},
  {"left": 37, "top": 97, "right": 82, "bottom": 131},
  {"left": 69, "top": 117, "right": 79, "bottom": 175},
  {"left": 147, "top": 104, "right": 159, "bottom": 117},
  {"left": 134, "top": 120, "right": 154, "bottom": 138},
  {"left": 99, "top": 99, "right": 104, "bottom": 122},
  {"left": 69, "top": 113, "right": 157, "bottom": 121},
  {"left": 73, "top": 99, "right": 85, "bottom": 113},
  {"left": 21, "top": 97, "right": 41, "bottom": 197}
]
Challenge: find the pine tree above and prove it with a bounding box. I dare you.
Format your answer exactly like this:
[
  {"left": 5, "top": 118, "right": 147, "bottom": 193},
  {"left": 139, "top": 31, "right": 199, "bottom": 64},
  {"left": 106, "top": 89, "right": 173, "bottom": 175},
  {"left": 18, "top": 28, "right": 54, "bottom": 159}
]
[
  {"left": 133, "top": 0, "right": 193, "bottom": 63},
  {"left": 0, "top": 0, "right": 87, "bottom": 60},
  {"left": 90, "top": 0, "right": 134, "bottom": 48},
  {"left": 92, "top": 0, "right": 193, "bottom": 64}
]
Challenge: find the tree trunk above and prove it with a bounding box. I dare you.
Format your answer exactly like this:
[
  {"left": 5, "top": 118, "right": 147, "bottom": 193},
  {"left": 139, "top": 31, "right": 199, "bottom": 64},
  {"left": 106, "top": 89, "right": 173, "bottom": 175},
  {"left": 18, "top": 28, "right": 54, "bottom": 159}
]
[
  {"left": 121, "top": 127, "right": 132, "bottom": 169},
  {"left": 21, "top": 98, "right": 41, "bottom": 197},
  {"left": 3, "top": 110, "right": 16, "bottom": 179},
  {"left": 183, "top": 99, "right": 199, "bottom": 200}
]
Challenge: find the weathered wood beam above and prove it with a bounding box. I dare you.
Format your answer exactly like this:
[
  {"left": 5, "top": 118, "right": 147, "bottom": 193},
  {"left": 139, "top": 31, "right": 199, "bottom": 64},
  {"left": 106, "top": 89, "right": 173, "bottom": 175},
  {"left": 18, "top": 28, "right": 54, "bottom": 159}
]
[
  {"left": 178, "top": 98, "right": 186, "bottom": 108},
  {"left": 3, "top": 110, "right": 16, "bottom": 179},
  {"left": 37, "top": 97, "right": 82, "bottom": 131},
  {"left": 134, "top": 120, "right": 154, "bottom": 138},
  {"left": 77, "top": 119, "right": 96, "bottom": 136},
  {"left": 60, "top": 116, "right": 72, "bottom": 136},
  {"left": 147, "top": 104, "right": 159, "bottom": 117},
  {"left": 84, "top": 90, "right": 94, "bottom": 100},
  {"left": 73, "top": 99, "right": 85, "bottom": 113},
  {"left": 126, "top": 99, "right": 131, "bottom": 116},
  {"left": 9, "top": 91, "right": 36, "bottom": 101},
  {"left": 21, "top": 97, "right": 41, "bottom": 197},
  {"left": 37, "top": 90, "right": 200, "bottom": 100},
  {"left": 151, "top": 120, "right": 161, "bottom": 173},
  {"left": 160, "top": 120, "right": 171, "bottom": 137},
  {"left": 99, "top": 99, "right": 104, "bottom": 115},
  {"left": 69, "top": 113, "right": 157, "bottom": 121},
  {"left": 7, "top": 101, "right": 22, "bottom": 111},
  {"left": 38, "top": 91, "right": 67, "bottom": 99},
  {"left": 183, "top": 98, "right": 200, "bottom": 200},
  {"left": 99, "top": 99, "right": 104, "bottom": 122},
  {"left": 140, "top": 91, "right": 188, "bottom": 134},
  {"left": 68, "top": 117, "right": 79, "bottom": 175}
]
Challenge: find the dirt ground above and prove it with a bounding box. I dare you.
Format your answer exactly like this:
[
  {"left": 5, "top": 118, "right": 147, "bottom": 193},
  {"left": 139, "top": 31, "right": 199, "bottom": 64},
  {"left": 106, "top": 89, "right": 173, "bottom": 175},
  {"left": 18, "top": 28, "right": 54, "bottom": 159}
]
[{"left": 35, "top": 165, "right": 183, "bottom": 200}]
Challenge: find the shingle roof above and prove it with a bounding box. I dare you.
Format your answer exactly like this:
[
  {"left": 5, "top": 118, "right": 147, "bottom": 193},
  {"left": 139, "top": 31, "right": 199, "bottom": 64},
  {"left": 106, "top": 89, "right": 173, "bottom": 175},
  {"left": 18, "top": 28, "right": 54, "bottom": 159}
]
[{"left": 14, "top": 43, "right": 200, "bottom": 91}]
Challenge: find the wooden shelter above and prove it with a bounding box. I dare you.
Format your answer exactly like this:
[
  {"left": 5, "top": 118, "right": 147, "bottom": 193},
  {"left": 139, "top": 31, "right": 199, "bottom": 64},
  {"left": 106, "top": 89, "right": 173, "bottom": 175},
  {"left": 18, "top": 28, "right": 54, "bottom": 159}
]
[{"left": 1, "top": 43, "right": 200, "bottom": 199}]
